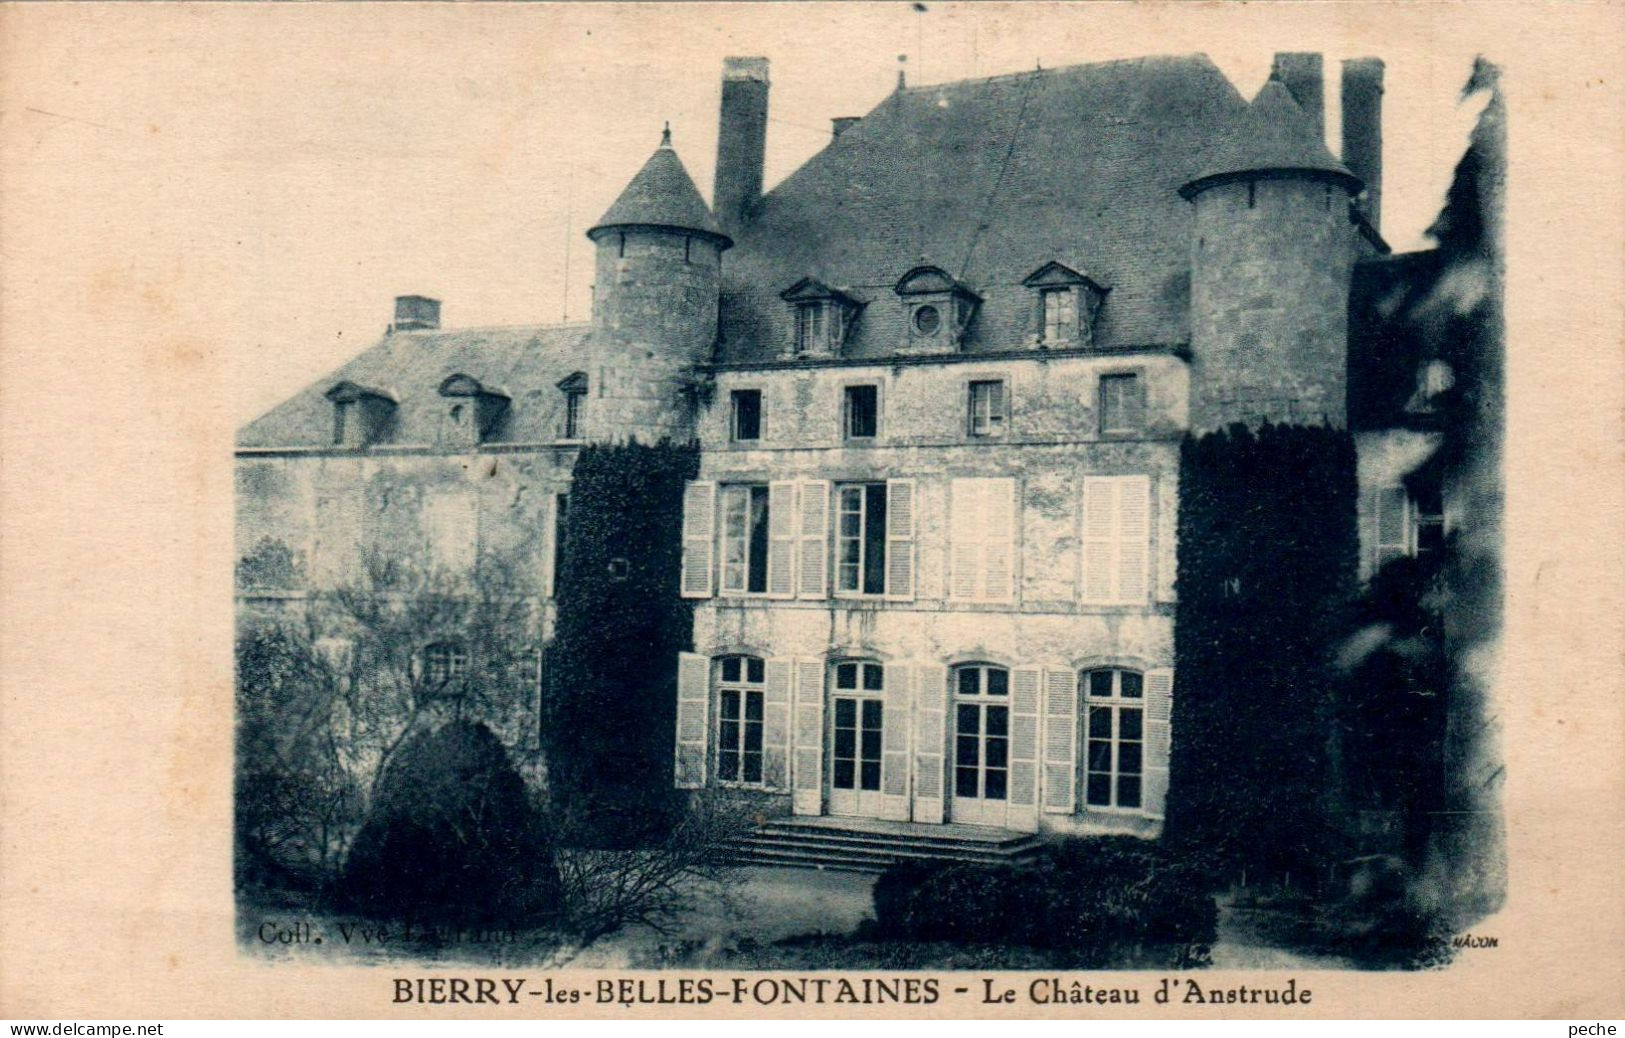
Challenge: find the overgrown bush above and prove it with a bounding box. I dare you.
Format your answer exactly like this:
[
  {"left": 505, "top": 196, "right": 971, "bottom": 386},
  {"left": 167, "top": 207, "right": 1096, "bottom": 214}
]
[
  {"left": 339, "top": 720, "right": 562, "bottom": 926},
  {"left": 870, "top": 838, "right": 1217, "bottom": 968}
]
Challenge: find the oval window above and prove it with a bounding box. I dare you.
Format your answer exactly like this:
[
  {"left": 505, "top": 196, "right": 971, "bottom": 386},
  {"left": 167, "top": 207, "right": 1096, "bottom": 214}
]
[{"left": 913, "top": 304, "right": 941, "bottom": 335}]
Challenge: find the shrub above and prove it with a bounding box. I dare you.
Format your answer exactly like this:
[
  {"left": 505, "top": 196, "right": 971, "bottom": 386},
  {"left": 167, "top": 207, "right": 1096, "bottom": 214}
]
[
  {"left": 871, "top": 838, "right": 1217, "bottom": 968},
  {"left": 339, "top": 721, "right": 562, "bottom": 926}
]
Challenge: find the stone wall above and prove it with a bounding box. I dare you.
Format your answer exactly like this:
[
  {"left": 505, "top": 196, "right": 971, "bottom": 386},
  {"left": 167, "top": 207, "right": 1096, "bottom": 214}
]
[{"left": 1189, "top": 176, "right": 1357, "bottom": 430}]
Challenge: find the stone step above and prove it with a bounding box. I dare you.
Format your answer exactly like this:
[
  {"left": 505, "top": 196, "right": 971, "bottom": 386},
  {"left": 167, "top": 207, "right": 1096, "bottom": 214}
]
[
  {"left": 736, "top": 831, "right": 1039, "bottom": 864},
  {"left": 758, "top": 820, "right": 1040, "bottom": 851}
]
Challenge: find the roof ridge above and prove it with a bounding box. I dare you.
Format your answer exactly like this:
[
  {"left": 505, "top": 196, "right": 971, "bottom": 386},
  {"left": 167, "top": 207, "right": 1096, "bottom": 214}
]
[
  {"left": 391, "top": 320, "right": 593, "bottom": 336},
  {"left": 898, "top": 52, "right": 1213, "bottom": 94}
]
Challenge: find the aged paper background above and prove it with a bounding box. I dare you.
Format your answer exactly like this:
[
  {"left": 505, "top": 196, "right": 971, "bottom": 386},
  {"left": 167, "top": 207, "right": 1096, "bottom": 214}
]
[{"left": 1, "top": 0, "right": 1621, "bottom": 1019}]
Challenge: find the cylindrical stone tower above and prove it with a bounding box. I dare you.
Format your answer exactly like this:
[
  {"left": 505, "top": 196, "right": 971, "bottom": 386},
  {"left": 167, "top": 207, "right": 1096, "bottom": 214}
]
[
  {"left": 1181, "top": 75, "right": 1363, "bottom": 432},
  {"left": 584, "top": 128, "right": 732, "bottom": 443}
]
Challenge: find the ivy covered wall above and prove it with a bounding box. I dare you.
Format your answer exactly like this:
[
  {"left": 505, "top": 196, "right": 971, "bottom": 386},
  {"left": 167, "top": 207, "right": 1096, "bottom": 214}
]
[
  {"left": 541, "top": 439, "right": 700, "bottom": 846},
  {"left": 1165, "top": 423, "right": 1359, "bottom": 880}
]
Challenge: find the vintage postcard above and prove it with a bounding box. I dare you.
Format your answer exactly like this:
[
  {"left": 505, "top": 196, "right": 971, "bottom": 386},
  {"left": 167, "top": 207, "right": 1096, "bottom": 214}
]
[{"left": 1, "top": 0, "right": 1621, "bottom": 1021}]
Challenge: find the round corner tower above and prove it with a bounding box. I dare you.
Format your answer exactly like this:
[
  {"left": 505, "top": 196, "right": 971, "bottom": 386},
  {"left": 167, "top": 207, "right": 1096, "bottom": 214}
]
[
  {"left": 1181, "top": 76, "right": 1364, "bottom": 432},
  {"left": 584, "top": 127, "right": 732, "bottom": 443}
]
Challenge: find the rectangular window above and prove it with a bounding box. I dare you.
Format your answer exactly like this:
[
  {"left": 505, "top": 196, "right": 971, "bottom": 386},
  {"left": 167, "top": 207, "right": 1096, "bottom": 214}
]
[
  {"left": 1373, "top": 486, "right": 1410, "bottom": 569},
  {"left": 1084, "top": 669, "right": 1144, "bottom": 809},
  {"left": 836, "top": 483, "right": 888, "bottom": 596},
  {"left": 563, "top": 390, "right": 584, "bottom": 439},
  {"left": 553, "top": 493, "right": 569, "bottom": 588},
  {"left": 795, "top": 305, "right": 826, "bottom": 354},
  {"left": 720, "top": 484, "right": 771, "bottom": 594},
  {"left": 967, "top": 379, "right": 1007, "bottom": 438},
  {"left": 1099, "top": 374, "right": 1144, "bottom": 434},
  {"left": 716, "top": 657, "right": 765, "bottom": 785},
  {"left": 1414, "top": 486, "right": 1444, "bottom": 559},
  {"left": 333, "top": 400, "right": 353, "bottom": 446},
  {"left": 1042, "top": 288, "right": 1077, "bottom": 343},
  {"left": 844, "top": 384, "right": 879, "bottom": 440},
  {"left": 730, "top": 389, "right": 762, "bottom": 442}
]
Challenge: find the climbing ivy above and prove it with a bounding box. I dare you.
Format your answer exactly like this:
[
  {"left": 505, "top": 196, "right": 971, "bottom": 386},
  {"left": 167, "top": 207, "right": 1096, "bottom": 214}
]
[
  {"left": 540, "top": 439, "right": 700, "bottom": 847},
  {"left": 1165, "top": 423, "right": 1359, "bottom": 883}
]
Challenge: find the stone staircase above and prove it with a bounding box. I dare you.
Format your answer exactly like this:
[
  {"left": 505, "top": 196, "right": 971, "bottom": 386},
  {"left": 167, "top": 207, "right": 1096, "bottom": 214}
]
[{"left": 724, "top": 816, "right": 1044, "bottom": 873}]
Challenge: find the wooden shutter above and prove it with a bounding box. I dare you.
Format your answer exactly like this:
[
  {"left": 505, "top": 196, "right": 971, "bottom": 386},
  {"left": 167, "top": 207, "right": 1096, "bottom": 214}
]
[
  {"left": 1042, "top": 668, "right": 1078, "bottom": 814},
  {"left": 767, "top": 481, "right": 797, "bottom": 598},
  {"left": 911, "top": 662, "right": 949, "bottom": 824},
  {"left": 1008, "top": 666, "right": 1042, "bottom": 832},
  {"left": 795, "top": 481, "right": 829, "bottom": 599},
  {"left": 791, "top": 657, "right": 825, "bottom": 815},
  {"left": 884, "top": 479, "right": 916, "bottom": 601},
  {"left": 680, "top": 481, "right": 716, "bottom": 598},
  {"left": 674, "top": 652, "right": 710, "bottom": 789},
  {"left": 1116, "top": 475, "right": 1151, "bottom": 604},
  {"left": 1081, "top": 477, "right": 1116, "bottom": 603},
  {"left": 762, "top": 658, "right": 793, "bottom": 789},
  {"left": 1156, "top": 473, "right": 1178, "bottom": 603},
  {"left": 1373, "top": 486, "right": 1410, "bottom": 572},
  {"left": 880, "top": 662, "right": 913, "bottom": 820},
  {"left": 948, "top": 479, "right": 983, "bottom": 601},
  {"left": 1142, "top": 667, "right": 1174, "bottom": 819},
  {"left": 983, "top": 477, "right": 1017, "bottom": 602}
]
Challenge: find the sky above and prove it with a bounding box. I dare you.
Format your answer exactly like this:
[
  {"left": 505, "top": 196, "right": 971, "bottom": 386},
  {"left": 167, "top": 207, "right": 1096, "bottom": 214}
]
[{"left": 1, "top": 3, "right": 1500, "bottom": 426}]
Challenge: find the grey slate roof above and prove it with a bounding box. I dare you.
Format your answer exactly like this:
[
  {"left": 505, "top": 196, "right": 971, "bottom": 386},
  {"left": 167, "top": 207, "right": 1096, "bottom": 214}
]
[
  {"left": 588, "top": 134, "right": 729, "bottom": 244},
  {"left": 1180, "top": 76, "right": 1359, "bottom": 198},
  {"left": 237, "top": 323, "right": 591, "bottom": 448},
  {"left": 716, "top": 55, "right": 1251, "bottom": 364}
]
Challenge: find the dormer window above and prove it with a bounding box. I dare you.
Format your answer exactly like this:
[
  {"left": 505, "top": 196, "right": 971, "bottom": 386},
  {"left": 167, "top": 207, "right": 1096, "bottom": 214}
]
[
  {"left": 894, "top": 265, "right": 980, "bottom": 354},
  {"left": 780, "top": 278, "right": 860, "bottom": 357},
  {"left": 1022, "top": 261, "right": 1108, "bottom": 348},
  {"left": 324, "top": 381, "right": 396, "bottom": 448},
  {"left": 437, "top": 374, "right": 510, "bottom": 448},
  {"left": 557, "top": 371, "right": 588, "bottom": 441}
]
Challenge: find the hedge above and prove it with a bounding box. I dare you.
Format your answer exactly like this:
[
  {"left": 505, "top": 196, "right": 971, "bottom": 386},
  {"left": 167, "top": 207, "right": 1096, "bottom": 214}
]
[{"left": 870, "top": 838, "right": 1217, "bottom": 968}]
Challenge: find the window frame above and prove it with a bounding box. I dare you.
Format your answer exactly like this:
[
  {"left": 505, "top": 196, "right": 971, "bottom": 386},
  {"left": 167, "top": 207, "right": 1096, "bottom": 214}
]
[
  {"left": 842, "top": 381, "right": 882, "bottom": 442},
  {"left": 718, "top": 482, "right": 772, "bottom": 597},
  {"left": 833, "top": 481, "right": 889, "bottom": 598},
  {"left": 1040, "top": 287, "right": 1078, "bottom": 345},
  {"left": 714, "top": 654, "right": 767, "bottom": 788},
  {"left": 951, "top": 662, "right": 1012, "bottom": 804},
  {"left": 966, "top": 378, "right": 1009, "bottom": 439},
  {"left": 561, "top": 388, "right": 585, "bottom": 440},
  {"left": 829, "top": 659, "right": 886, "bottom": 795},
  {"left": 729, "top": 388, "right": 764, "bottom": 443},
  {"left": 422, "top": 641, "right": 470, "bottom": 691},
  {"left": 1081, "top": 668, "right": 1145, "bottom": 812},
  {"left": 1098, "top": 370, "right": 1146, "bottom": 435}
]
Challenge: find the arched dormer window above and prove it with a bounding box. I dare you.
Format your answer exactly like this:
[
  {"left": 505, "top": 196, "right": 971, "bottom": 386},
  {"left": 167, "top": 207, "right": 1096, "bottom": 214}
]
[
  {"left": 780, "top": 277, "right": 862, "bottom": 358},
  {"left": 324, "top": 381, "right": 397, "bottom": 448},
  {"left": 437, "top": 373, "right": 510, "bottom": 448},
  {"left": 556, "top": 371, "right": 588, "bottom": 441},
  {"left": 1021, "top": 261, "right": 1108, "bottom": 348},
  {"left": 894, "top": 265, "right": 980, "bottom": 355},
  {"left": 422, "top": 641, "right": 470, "bottom": 693}
]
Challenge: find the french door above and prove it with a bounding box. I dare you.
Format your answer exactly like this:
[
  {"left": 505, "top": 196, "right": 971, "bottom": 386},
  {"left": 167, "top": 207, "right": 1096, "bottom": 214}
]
[
  {"left": 828, "top": 661, "right": 885, "bottom": 817},
  {"left": 951, "top": 664, "right": 1010, "bottom": 827}
]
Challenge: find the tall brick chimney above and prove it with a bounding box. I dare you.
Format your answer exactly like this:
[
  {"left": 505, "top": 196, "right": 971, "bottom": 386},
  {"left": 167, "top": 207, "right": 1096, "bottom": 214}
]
[
  {"left": 1341, "top": 57, "right": 1385, "bottom": 233},
  {"left": 1270, "top": 52, "right": 1325, "bottom": 143},
  {"left": 714, "top": 56, "right": 769, "bottom": 231}
]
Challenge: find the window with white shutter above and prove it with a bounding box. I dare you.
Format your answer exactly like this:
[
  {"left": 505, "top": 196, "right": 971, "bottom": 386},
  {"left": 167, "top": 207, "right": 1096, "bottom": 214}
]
[
  {"left": 767, "top": 482, "right": 797, "bottom": 598},
  {"left": 791, "top": 657, "right": 826, "bottom": 814},
  {"left": 679, "top": 481, "right": 716, "bottom": 598},
  {"left": 1042, "top": 668, "right": 1078, "bottom": 813},
  {"left": 885, "top": 479, "right": 916, "bottom": 601},
  {"left": 949, "top": 477, "right": 1017, "bottom": 603},
  {"left": 796, "top": 481, "right": 830, "bottom": 599},
  {"left": 1080, "top": 475, "right": 1151, "bottom": 605},
  {"left": 674, "top": 652, "right": 709, "bottom": 788}
]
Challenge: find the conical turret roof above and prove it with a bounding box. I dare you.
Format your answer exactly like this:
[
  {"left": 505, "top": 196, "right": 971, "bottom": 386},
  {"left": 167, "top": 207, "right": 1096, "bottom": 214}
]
[
  {"left": 1180, "top": 76, "right": 1359, "bottom": 199},
  {"left": 588, "top": 128, "right": 731, "bottom": 246}
]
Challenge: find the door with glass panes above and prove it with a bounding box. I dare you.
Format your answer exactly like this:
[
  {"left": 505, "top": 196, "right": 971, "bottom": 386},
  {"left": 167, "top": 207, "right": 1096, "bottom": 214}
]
[
  {"left": 828, "top": 660, "right": 886, "bottom": 817},
  {"left": 951, "top": 664, "right": 1010, "bottom": 827}
]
